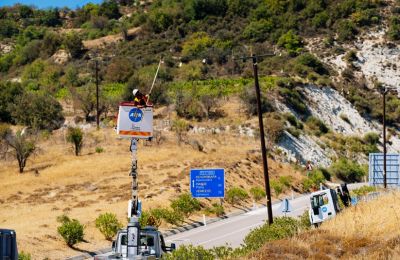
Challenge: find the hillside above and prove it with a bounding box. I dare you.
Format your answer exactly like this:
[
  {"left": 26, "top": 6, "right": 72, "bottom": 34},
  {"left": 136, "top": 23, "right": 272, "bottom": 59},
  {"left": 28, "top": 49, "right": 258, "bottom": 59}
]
[
  {"left": 0, "top": 103, "right": 306, "bottom": 259},
  {"left": 249, "top": 191, "right": 400, "bottom": 259},
  {"left": 1, "top": 0, "right": 400, "bottom": 258}
]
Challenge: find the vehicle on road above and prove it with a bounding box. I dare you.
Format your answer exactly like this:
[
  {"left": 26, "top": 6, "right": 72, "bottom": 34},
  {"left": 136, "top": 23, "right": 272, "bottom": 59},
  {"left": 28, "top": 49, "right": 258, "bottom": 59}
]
[
  {"left": 0, "top": 229, "right": 18, "bottom": 260},
  {"left": 94, "top": 226, "right": 175, "bottom": 260},
  {"left": 309, "top": 188, "right": 341, "bottom": 226}
]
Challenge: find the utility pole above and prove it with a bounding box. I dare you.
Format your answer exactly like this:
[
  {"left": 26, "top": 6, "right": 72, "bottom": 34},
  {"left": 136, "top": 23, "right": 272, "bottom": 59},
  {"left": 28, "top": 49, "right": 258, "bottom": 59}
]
[
  {"left": 95, "top": 59, "right": 100, "bottom": 130},
  {"left": 382, "top": 87, "right": 387, "bottom": 189},
  {"left": 236, "top": 53, "right": 274, "bottom": 224},
  {"left": 252, "top": 54, "right": 273, "bottom": 225}
]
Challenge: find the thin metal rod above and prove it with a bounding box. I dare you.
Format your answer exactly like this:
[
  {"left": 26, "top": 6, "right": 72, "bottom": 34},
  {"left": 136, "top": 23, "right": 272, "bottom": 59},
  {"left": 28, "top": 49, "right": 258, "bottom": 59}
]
[
  {"left": 148, "top": 58, "right": 163, "bottom": 96},
  {"left": 383, "top": 89, "right": 387, "bottom": 188},
  {"left": 95, "top": 60, "right": 100, "bottom": 130},
  {"left": 252, "top": 54, "right": 273, "bottom": 225}
]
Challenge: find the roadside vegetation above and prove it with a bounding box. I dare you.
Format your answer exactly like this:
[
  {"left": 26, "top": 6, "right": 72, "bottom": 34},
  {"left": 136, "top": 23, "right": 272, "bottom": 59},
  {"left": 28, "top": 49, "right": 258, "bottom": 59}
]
[{"left": 164, "top": 212, "right": 311, "bottom": 259}]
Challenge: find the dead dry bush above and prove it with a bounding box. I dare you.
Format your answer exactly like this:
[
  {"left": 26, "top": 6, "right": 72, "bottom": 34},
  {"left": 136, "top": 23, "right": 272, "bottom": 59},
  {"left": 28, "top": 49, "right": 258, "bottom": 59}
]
[{"left": 249, "top": 240, "right": 309, "bottom": 259}]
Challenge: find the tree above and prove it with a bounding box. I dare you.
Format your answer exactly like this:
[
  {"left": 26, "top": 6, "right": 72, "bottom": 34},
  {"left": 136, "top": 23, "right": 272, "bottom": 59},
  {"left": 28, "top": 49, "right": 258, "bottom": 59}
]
[
  {"left": 71, "top": 84, "right": 96, "bottom": 121},
  {"left": 63, "top": 32, "right": 83, "bottom": 58},
  {"left": 42, "top": 31, "right": 62, "bottom": 57},
  {"left": 0, "top": 81, "right": 24, "bottom": 123},
  {"left": 242, "top": 19, "right": 273, "bottom": 42},
  {"left": 66, "top": 127, "right": 83, "bottom": 156},
  {"left": 277, "top": 30, "right": 303, "bottom": 56},
  {"left": 11, "top": 92, "right": 64, "bottom": 130},
  {"left": 0, "top": 20, "right": 19, "bottom": 39},
  {"left": 0, "top": 124, "right": 11, "bottom": 159},
  {"left": 191, "top": 0, "right": 228, "bottom": 19},
  {"left": 39, "top": 8, "right": 62, "bottom": 27},
  {"left": 105, "top": 58, "right": 133, "bottom": 83},
  {"left": 227, "top": 0, "right": 254, "bottom": 17},
  {"left": 99, "top": 0, "right": 121, "bottom": 19},
  {"left": 148, "top": 10, "right": 173, "bottom": 33},
  {"left": 6, "top": 131, "right": 36, "bottom": 173}
]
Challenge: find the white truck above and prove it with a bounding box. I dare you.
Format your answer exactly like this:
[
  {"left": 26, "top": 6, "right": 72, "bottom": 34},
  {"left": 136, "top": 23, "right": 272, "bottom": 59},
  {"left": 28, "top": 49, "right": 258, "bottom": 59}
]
[
  {"left": 94, "top": 226, "right": 175, "bottom": 260},
  {"left": 309, "top": 188, "right": 341, "bottom": 226}
]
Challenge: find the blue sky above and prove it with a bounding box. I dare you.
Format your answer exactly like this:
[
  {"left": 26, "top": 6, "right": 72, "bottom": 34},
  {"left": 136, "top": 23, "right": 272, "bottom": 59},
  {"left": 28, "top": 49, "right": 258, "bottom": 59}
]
[{"left": 0, "top": 0, "right": 103, "bottom": 9}]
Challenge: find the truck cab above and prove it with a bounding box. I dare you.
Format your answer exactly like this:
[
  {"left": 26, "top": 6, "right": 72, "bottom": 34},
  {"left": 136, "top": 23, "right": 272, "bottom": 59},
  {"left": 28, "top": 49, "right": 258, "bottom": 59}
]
[
  {"left": 95, "top": 226, "right": 175, "bottom": 260},
  {"left": 309, "top": 189, "right": 341, "bottom": 226}
]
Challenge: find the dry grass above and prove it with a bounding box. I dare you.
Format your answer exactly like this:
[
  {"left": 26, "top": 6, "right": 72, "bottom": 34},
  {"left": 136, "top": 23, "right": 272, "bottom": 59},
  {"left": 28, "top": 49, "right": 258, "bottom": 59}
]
[
  {"left": 0, "top": 121, "right": 302, "bottom": 259},
  {"left": 250, "top": 191, "right": 400, "bottom": 260}
]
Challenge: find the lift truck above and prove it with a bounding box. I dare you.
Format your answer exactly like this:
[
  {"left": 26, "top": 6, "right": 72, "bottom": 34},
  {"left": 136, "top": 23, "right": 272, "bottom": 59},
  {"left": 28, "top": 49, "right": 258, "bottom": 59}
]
[
  {"left": 96, "top": 62, "right": 176, "bottom": 259},
  {"left": 309, "top": 184, "right": 351, "bottom": 227}
]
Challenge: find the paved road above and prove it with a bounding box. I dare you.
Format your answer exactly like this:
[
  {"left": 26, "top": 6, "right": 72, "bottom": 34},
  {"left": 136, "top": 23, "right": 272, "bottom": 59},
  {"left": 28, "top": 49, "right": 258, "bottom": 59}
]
[{"left": 165, "top": 183, "right": 366, "bottom": 249}]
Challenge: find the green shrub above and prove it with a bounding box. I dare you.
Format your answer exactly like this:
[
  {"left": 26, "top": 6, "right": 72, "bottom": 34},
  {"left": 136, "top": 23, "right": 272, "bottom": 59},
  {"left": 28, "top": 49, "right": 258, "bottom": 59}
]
[
  {"left": 329, "top": 158, "right": 367, "bottom": 182},
  {"left": 285, "top": 113, "right": 303, "bottom": 129},
  {"left": 336, "top": 20, "right": 358, "bottom": 41},
  {"left": 225, "top": 187, "right": 249, "bottom": 205},
  {"left": 388, "top": 16, "right": 400, "bottom": 40},
  {"left": 363, "top": 132, "right": 379, "bottom": 145},
  {"left": 298, "top": 210, "right": 311, "bottom": 229},
  {"left": 287, "top": 127, "right": 301, "bottom": 138},
  {"left": 63, "top": 32, "right": 83, "bottom": 58},
  {"left": 95, "top": 212, "right": 122, "bottom": 240},
  {"left": 352, "top": 185, "right": 377, "bottom": 196},
  {"left": 163, "top": 245, "right": 214, "bottom": 260},
  {"left": 95, "top": 147, "right": 104, "bottom": 153},
  {"left": 18, "top": 251, "right": 31, "bottom": 260},
  {"left": 204, "top": 203, "right": 225, "bottom": 217},
  {"left": 279, "top": 176, "right": 293, "bottom": 188},
  {"left": 240, "top": 85, "right": 274, "bottom": 116},
  {"left": 306, "top": 116, "right": 329, "bottom": 136},
  {"left": 171, "top": 193, "right": 201, "bottom": 218},
  {"left": 242, "top": 217, "right": 302, "bottom": 252},
  {"left": 277, "top": 30, "right": 303, "bottom": 56},
  {"left": 279, "top": 87, "right": 308, "bottom": 115},
  {"left": 249, "top": 187, "right": 266, "bottom": 202},
  {"left": 242, "top": 19, "right": 273, "bottom": 42},
  {"left": 302, "top": 170, "right": 326, "bottom": 191},
  {"left": 159, "top": 208, "right": 184, "bottom": 226},
  {"left": 57, "top": 215, "right": 84, "bottom": 247},
  {"left": 296, "top": 53, "right": 328, "bottom": 75},
  {"left": 66, "top": 127, "right": 84, "bottom": 156},
  {"left": 270, "top": 180, "right": 283, "bottom": 196}
]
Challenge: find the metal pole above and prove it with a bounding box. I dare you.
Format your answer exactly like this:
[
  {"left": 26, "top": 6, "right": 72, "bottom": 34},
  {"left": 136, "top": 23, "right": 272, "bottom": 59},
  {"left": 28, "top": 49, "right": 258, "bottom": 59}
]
[
  {"left": 95, "top": 60, "right": 100, "bottom": 130},
  {"left": 252, "top": 54, "right": 273, "bottom": 225},
  {"left": 383, "top": 88, "right": 387, "bottom": 188}
]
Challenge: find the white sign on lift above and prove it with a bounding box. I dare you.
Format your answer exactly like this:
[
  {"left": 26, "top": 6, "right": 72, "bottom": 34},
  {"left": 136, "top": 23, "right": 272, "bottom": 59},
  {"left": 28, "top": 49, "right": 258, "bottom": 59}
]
[{"left": 117, "top": 102, "right": 153, "bottom": 139}]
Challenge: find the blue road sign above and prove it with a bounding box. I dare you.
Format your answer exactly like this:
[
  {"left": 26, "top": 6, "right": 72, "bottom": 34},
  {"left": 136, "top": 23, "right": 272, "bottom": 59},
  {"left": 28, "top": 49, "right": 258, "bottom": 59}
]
[{"left": 190, "top": 169, "right": 224, "bottom": 198}]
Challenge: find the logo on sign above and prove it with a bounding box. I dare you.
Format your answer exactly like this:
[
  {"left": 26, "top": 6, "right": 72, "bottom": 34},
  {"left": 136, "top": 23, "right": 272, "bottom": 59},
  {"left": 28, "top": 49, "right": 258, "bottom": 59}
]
[
  {"left": 129, "top": 108, "right": 143, "bottom": 122},
  {"left": 322, "top": 206, "right": 328, "bottom": 213}
]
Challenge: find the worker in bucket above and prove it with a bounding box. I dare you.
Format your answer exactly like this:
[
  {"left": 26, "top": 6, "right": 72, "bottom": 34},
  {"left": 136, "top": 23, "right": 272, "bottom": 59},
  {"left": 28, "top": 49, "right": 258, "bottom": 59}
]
[{"left": 132, "top": 89, "right": 152, "bottom": 107}]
